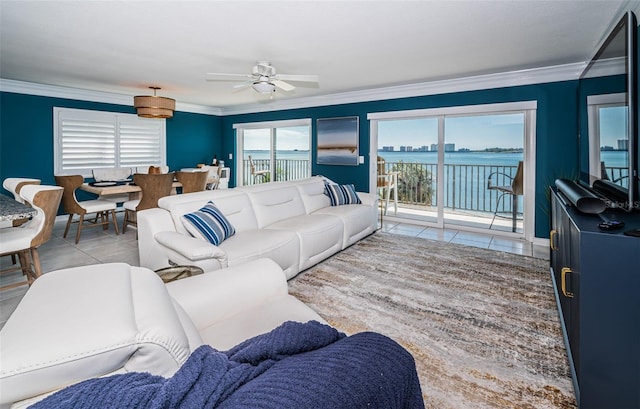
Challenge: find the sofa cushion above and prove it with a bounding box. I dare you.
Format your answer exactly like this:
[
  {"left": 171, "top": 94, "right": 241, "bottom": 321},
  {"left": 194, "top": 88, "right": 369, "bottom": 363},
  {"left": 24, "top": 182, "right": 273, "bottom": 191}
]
[
  {"left": 293, "top": 177, "right": 331, "bottom": 214},
  {"left": 159, "top": 190, "right": 259, "bottom": 235},
  {"left": 314, "top": 203, "right": 375, "bottom": 248},
  {"left": 182, "top": 201, "right": 235, "bottom": 245},
  {"left": 219, "top": 229, "right": 301, "bottom": 279},
  {"left": 267, "top": 214, "right": 343, "bottom": 271},
  {"left": 324, "top": 183, "right": 362, "bottom": 206},
  {"left": 240, "top": 183, "right": 307, "bottom": 228}
]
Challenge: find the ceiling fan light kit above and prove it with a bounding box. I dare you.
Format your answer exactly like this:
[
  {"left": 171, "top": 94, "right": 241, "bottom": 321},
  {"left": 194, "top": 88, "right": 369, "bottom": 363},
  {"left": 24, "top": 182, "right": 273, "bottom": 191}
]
[
  {"left": 252, "top": 80, "right": 276, "bottom": 94},
  {"left": 206, "top": 61, "right": 319, "bottom": 96},
  {"left": 134, "top": 86, "right": 175, "bottom": 118}
]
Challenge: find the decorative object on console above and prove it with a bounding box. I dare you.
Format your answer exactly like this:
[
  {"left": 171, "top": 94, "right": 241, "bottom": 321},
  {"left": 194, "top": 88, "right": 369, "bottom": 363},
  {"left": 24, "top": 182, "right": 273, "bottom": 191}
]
[
  {"left": 182, "top": 201, "right": 236, "bottom": 245},
  {"left": 133, "top": 86, "right": 175, "bottom": 119}
]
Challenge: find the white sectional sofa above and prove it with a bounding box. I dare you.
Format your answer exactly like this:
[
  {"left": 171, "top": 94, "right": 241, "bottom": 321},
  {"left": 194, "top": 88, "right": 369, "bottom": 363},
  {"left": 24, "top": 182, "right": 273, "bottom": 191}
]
[{"left": 137, "top": 176, "right": 377, "bottom": 279}]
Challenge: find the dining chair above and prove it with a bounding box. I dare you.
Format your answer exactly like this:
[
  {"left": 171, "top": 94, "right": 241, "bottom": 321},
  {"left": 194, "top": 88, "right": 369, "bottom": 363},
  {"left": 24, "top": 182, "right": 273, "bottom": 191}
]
[
  {"left": 205, "top": 166, "right": 222, "bottom": 190},
  {"left": 122, "top": 173, "right": 174, "bottom": 234},
  {"left": 175, "top": 170, "right": 209, "bottom": 194},
  {"left": 54, "top": 175, "right": 120, "bottom": 244},
  {"left": 2, "top": 178, "right": 41, "bottom": 204},
  {"left": 377, "top": 156, "right": 398, "bottom": 216},
  {"left": 0, "top": 185, "right": 63, "bottom": 291},
  {"left": 487, "top": 161, "right": 524, "bottom": 232},
  {"left": 249, "top": 155, "right": 270, "bottom": 184},
  {"left": 135, "top": 165, "right": 170, "bottom": 174},
  {"left": 92, "top": 168, "right": 132, "bottom": 206}
]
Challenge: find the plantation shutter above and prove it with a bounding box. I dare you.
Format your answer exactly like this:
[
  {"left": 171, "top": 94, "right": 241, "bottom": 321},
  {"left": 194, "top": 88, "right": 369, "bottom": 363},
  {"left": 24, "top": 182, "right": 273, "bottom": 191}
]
[{"left": 54, "top": 108, "right": 166, "bottom": 177}]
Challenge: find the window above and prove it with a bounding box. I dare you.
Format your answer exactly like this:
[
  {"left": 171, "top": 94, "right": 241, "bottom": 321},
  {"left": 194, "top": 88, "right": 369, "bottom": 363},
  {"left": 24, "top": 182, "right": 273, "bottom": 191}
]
[
  {"left": 234, "top": 119, "right": 311, "bottom": 185},
  {"left": 53, "top": 107, "right": 166, "bottom": 176}
]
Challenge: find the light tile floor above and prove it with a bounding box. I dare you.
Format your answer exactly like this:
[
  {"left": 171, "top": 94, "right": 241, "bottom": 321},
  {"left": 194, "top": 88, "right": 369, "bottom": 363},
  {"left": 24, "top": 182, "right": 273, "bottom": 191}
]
[{"left": 0, "top": 215, "right": 548, "bottom": 328}]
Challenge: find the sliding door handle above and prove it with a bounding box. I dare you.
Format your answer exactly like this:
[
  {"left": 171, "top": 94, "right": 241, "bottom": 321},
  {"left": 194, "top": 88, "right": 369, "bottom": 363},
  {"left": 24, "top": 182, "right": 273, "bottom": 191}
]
[{"left": 561, "top": 267, "right": 574, "bottom": 298}]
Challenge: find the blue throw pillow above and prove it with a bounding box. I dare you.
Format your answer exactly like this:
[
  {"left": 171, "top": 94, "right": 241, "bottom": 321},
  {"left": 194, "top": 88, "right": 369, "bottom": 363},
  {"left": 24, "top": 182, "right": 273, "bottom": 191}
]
[
  {"left": 182, "top": 201, "right": 235, "bottom": 245},
  {"left": 324, "top": 183, "right": 362, "bottom": 206}
]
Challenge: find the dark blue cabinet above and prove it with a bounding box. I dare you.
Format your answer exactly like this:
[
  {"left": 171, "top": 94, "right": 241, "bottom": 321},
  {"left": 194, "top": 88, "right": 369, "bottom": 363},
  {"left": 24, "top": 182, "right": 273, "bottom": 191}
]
[{"left": 550, "top": 188, "right": 640, "bottom": 409}]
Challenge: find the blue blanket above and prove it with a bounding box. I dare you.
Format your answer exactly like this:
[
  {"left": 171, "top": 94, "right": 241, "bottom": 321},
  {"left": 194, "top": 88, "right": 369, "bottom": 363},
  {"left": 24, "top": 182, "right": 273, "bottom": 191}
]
[{"left": 32, "top": 321, "right": 423, "bottom": 409}]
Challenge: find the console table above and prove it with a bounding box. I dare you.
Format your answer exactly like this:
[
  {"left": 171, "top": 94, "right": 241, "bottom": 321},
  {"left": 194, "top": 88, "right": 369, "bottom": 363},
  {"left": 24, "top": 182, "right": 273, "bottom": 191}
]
[{"left": 549, "top": 188, "right": 640, "bottom": 408}]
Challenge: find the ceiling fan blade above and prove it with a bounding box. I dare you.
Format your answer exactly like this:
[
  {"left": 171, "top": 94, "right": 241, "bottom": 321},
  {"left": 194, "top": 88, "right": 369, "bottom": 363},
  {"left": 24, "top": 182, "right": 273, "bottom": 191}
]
[
  {"left": 233, "top": 81, "right": 253, "bottom": 90},
  {"left": 275, "top": 74, "right": 319, "bottom": 83},
  {"left": 206, "top": 72, "right": 254, "bottom": 81},
  {"left": 273, "top": 79, "right": 295, "bottom": 92}
]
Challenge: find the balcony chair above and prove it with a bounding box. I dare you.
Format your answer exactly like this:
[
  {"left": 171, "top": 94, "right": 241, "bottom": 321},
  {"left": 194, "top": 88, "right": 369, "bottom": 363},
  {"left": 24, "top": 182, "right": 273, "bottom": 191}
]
[
  {"left": 249, "top": 155, "right": 270, "bottom": 184},
  {"left": 92, "top": 167, "right": 132, "bottom": 207},
  {"left": 2, "top": 178, "right": 41, "bottom": 204},
  {"left": 377, "top": 156, "right": 398, "bottom": 216},
  {"left": 122, "top": 173, "right": 174, "bottom": 234},
  {"left": 0, "top": 185, "right": 63, "bottom": 291},
  {"left": 487, "top": 161, "right": 523, "bottom": 232},
  {"left": 175, "top": 169, "right": 209, "bottom": 194},
  {"left": 55, "top": 175, "right": 120, "bottom": 244}
]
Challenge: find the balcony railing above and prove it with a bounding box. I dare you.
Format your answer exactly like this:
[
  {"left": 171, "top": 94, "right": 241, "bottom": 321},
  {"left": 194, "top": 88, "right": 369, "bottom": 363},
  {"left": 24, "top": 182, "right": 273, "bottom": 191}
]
[
  {"left": 242, "top": 158, "right": 310, "bottom": 185},
  {"left": 240, "top": 158, "right": 628, "bottom": 215}
]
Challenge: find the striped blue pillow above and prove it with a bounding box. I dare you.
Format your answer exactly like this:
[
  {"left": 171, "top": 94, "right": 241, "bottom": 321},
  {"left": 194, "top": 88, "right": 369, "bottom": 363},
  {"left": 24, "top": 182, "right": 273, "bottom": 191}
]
[
  {"left": 324, "top": 183, "right": 362, "bottom": 206},
  {"left": 182, "top": 201, "right": 235, "bottom": 245}
]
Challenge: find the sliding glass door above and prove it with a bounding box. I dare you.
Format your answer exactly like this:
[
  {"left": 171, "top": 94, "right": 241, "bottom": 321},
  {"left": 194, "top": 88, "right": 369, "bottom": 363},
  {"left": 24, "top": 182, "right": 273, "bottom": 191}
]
[
  {"left": 234, "top": 119, "right": 311, "bottom": 186},
  {"left": 369, "top": 102, "right": 536, "bottom": 239}
]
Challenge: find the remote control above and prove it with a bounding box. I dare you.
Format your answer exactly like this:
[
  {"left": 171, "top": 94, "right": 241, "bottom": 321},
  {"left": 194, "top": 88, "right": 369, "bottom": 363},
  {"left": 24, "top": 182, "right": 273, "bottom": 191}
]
[{"left": 597, "top": 220, "right": 625, "bottom": 230}]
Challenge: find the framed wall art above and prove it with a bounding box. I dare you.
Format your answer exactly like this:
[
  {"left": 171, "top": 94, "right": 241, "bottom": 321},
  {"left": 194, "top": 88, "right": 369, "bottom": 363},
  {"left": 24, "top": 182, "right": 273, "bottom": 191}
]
[{"left": 316, "top": 116, "right": 359, "bottom": 166}]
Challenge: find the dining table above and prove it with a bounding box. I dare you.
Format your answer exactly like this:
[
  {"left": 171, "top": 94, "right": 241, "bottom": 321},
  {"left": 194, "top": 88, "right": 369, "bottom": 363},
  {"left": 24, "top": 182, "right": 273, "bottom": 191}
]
[
  {"left": 0, "top": 194, "right": 37, "bottom": 223},
  {"left": 79, "top": 177, "right": 216, "bottom": 200},
  {"left": 79, "top": 180, "right": 181, "bottom": 200}
]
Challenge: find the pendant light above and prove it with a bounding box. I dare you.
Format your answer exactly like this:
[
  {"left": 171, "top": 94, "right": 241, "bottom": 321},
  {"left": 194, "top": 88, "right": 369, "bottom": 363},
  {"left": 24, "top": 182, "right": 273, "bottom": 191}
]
[{"left": 134, "top": 86, "right": 175, "bottom": 118}]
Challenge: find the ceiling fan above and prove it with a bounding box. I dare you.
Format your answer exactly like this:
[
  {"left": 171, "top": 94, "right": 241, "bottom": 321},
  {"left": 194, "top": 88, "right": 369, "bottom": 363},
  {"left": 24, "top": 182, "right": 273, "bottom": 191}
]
[{"left": 206, "top": 61, "right": 319, "bottom": 94}]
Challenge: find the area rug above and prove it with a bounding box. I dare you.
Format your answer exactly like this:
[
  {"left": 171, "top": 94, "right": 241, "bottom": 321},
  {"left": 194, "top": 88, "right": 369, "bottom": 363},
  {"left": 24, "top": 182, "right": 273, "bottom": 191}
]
[{"left": 288, "top": 232, "right": 576, "bottom": 409}]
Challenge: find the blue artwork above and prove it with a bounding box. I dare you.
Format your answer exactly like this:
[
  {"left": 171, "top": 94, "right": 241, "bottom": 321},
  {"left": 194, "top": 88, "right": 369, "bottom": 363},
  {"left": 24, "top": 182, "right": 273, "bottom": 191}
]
[{"left": 317, "top": 117, "right": 359, "bottom": 166}]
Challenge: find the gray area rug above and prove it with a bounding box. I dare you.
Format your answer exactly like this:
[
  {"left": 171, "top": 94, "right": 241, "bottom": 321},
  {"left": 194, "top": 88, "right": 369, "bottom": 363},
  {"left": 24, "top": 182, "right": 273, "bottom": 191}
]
[{"left": 288, "top": 232, "right": 576, "bottom": 409}]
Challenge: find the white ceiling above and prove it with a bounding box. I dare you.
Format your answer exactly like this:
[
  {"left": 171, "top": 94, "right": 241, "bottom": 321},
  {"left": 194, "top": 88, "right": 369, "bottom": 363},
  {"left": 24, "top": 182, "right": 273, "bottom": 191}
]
[{"left": 0, "top": 0, "right": 637, "bottom": 114}]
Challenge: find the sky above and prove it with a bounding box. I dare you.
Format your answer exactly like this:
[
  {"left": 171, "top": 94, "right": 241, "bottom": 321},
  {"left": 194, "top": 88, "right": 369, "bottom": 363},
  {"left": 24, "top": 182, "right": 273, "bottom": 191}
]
[
  {"left": 378, "top": 113, "right": 525, "bottom": 151},
  {"left": 239, "top": 109, "right": 632, "bottom": 153}
]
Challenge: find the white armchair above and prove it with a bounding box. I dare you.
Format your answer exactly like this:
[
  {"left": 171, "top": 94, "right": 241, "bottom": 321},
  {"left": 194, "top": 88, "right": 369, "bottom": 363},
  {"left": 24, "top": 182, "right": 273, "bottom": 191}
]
[{"left": 0, "top": 258, "right": 324, "bottom": 407}]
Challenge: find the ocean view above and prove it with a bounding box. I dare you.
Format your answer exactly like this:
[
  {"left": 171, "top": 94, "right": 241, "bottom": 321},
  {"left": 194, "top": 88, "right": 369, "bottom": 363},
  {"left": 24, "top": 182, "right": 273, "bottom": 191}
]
[{"left": 246, "top": 150, "right": 627, "bottom": 168}]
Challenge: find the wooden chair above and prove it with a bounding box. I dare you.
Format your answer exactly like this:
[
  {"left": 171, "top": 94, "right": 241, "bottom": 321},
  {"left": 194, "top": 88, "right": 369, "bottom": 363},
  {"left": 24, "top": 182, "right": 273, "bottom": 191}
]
[
  {"left": 249, "top": 155, "right": 270, "bottom": 184},
  {"left": 0, "top": 185, "right": 63, "bottom": 291},
  {"left": 487, "top": 161, "right": 524, "bottom": 232},
  {"left": 55, "top": 175, "right": 120, "bottom": 244},
  {"left": 175, "top": 170, "right": 209, "bottom": 194},
  {"left": 2, "top": 178, "right": 41, "bottom": 204},
  {"left": 122, "top": 173, "right": 174, "bottom": 234}
]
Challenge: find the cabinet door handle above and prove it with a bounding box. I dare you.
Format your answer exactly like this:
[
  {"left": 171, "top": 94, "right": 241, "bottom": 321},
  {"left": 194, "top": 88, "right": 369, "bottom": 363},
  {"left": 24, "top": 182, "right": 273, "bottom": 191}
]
[
  {"left": 550, "top": 230, "right": 558, "bottom": 250},
  {"left": 561, "top": 267, "right": 574, "bottom": 298}
]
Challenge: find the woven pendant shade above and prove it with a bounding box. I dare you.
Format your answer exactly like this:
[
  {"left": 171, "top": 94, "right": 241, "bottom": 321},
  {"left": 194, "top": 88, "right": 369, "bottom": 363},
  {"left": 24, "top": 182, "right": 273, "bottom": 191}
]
[{"left": 134, "top": 87, "right": 175, "bottom": 118}]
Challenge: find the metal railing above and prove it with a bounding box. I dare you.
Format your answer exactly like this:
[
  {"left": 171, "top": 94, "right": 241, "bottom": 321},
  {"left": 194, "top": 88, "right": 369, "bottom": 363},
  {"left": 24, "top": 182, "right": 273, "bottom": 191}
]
[
  {"left": 240, "top": 158, "right": 628, "bottom": 214},
  {"left": 242, "top": 158, "right": 310, "bottom": 185}
]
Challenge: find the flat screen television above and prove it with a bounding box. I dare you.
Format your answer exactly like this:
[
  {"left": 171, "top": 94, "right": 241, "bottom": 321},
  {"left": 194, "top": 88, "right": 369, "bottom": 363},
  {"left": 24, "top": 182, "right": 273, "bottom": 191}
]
[{"left": 578, "top": 11, "right": 639, "bottom": 211}]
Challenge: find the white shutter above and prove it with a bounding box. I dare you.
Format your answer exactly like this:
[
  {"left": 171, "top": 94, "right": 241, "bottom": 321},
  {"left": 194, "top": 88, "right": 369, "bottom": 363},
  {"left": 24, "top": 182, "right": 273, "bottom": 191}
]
[
  {"left": 54, "top": 108, "right": 166, "bottom": 177},
  {"left": 118, "top": 116, "right": 165, "bottom": 168}
]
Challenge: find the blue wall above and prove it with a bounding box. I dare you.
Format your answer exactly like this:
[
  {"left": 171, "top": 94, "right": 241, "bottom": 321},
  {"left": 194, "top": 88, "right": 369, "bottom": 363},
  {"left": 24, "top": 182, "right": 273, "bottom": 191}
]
[
  {"left": 0, "top": 92, "right": 222, "bottom": 200},
  {"left": 223, "top": 80, "right": 580, "bottom": 238}
]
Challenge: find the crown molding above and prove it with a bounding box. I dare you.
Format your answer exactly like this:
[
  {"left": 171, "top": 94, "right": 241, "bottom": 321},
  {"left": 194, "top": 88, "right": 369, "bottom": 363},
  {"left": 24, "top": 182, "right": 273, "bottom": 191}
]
[
  {"left": 0, "top": 79, "right": 224, "bottom": 116},
  {"left": 219, "top": 62, "right": 586, "bottom": 115},
  {"left": 1, "top": 62, "right": 584, "bottom": 118}
]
